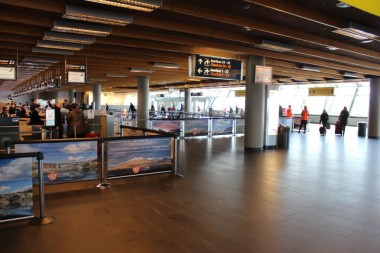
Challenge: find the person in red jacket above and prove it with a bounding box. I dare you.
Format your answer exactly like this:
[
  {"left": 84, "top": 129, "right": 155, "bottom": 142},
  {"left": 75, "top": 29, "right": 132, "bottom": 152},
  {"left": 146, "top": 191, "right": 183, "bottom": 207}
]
[{"left": 298, "top": 105, "right": 309, "bottom": 133}]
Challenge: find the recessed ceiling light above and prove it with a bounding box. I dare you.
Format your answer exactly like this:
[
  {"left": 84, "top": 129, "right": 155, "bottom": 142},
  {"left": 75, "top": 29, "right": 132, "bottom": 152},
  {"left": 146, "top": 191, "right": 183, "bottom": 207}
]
[
  {"left": 43, "top": 31, "right": 96, "bottom": 45},
  {"left": 52, "top": 20, "right": 112, "bottom": 37},
  {"left": 84, "top": 0, "right": 163, "bottom": 12},
  {"left": 327, "top": 46, "right": 339, "bottom": 50},
  {"left": 361, "top": 39, "right": 374, "bottom": 43},
  {"left": 64, "top": 5, "right": 133, "bottom": 26},
  {"left": 336, "top": 1, "right": 350, "bottom": 8}
]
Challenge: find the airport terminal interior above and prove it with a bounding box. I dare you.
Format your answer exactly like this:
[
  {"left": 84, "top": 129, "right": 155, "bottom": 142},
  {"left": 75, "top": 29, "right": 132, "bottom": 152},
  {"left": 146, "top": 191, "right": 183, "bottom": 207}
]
[{"left": 1, "top": 0, "right": 380, "bottom": 253}]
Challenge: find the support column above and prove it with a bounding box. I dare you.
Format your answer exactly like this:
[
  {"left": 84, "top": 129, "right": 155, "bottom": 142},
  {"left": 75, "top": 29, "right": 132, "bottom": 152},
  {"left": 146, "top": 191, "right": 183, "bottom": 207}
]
[
  {"left": 137, "top": 76, "right": 149, "bottom": 128},
  {"left": 68, "top": 89, "right": 76, "bottom": 104},
  {"left": 92, "top": 84, "right": 101, "bottom": 110},
  {"left": 368, "top": 78, "right": 380, "bottom": 138},
  {"left": 185, "top": 88, "right": 191, "bottom": 114},
  {"left": 244, "top": 55, "right": 266, "bottom": 150}
]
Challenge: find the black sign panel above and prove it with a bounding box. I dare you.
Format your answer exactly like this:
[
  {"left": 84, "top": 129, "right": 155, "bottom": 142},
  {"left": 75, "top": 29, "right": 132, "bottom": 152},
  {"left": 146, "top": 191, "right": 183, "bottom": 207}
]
[{"left": 190, "top": 55, "right": 242, "bottom": 81}]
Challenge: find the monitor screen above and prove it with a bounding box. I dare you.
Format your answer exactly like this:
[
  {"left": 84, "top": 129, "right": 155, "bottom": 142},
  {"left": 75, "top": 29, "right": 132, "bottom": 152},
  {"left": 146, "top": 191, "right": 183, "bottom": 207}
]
[
  {"left": 67, "top": 71, "right": 86, "bottom": 84},
  {"left": 0, "top": 66, "right": 16, "bottom": 80}
]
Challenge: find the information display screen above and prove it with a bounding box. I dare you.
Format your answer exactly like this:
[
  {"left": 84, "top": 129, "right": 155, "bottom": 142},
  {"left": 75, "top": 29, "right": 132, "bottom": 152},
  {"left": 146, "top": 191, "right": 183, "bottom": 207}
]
[
  {"left": 0, "top": 66, "right": 16, "bottom": 80},
  {"left": 67, "top": 71, "right": 86, "bottom": 84}
]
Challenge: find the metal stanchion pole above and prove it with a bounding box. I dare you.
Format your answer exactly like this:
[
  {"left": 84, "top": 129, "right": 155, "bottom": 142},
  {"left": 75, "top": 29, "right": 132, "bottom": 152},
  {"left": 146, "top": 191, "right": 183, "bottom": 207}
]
[
  {"left": 97, "top": 138, "right": 111, "bottom": 189},
  {"left": 173, "top": 137, "right": 182, "bottom": 178},
  {"left": 30, "top": 152, "right": 55, "bottom": 226},
  {"left": 5, "top": 141, "right": 11, "bottom": 154}
]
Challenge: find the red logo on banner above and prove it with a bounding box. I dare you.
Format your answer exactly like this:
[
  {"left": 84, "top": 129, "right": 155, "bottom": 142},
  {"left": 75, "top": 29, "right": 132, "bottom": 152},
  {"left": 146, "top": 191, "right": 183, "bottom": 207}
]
[
  {"left": 132, "top": 166, "right": 140, "bottom": 174},
  {"left": 48, "top": 171, "right": 57, "bottom": 181}
]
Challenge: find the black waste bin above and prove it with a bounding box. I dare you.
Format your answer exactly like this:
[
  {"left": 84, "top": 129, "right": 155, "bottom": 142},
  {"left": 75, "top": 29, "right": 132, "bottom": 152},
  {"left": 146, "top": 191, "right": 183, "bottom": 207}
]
[
  {"left": 358, "top": 122, "right": 367, "bottom": 137},
  {"left": 278, "top": 125, "right": 290, "bottom": 148}
]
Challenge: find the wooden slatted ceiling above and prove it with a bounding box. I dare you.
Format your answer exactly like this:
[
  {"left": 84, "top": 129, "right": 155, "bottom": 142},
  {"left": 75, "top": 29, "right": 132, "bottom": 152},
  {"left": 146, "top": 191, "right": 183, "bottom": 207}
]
[{"left": 0, "top": 0, "right": 379, "bottom": 92}]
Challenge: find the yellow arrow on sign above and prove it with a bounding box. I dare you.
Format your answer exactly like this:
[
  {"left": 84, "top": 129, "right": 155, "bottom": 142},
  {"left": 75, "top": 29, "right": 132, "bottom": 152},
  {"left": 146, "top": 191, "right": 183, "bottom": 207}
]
[{"left": 341, "top": 0, "right": 380, "bottom": 17}]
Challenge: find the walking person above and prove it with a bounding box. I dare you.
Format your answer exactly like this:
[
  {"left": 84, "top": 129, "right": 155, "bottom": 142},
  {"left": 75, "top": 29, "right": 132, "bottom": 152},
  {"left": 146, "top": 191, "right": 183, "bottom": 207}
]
[
  {"left": 339, "top": 106, "right": 350, "bottom": 136},
  {"left": 129, "top": 102, "right": 136, "bottom": 120},
  {"left": 319, "top": 109, "right": 329, "bottom": 128},
  {"left": 319, "top": 109, "right": 329, "bottom": 135},
  {"left": 298, "top": 105, "right": 309, "bottom": 133}
]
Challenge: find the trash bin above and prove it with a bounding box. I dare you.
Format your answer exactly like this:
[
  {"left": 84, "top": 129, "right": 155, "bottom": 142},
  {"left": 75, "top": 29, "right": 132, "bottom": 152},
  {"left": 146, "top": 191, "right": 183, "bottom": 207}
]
[
  {"left": 278, "top": 125, "right": 290, "bottom": 148},
  {"left": 357, "top": 122, "right": 367, "bottom": 137}
]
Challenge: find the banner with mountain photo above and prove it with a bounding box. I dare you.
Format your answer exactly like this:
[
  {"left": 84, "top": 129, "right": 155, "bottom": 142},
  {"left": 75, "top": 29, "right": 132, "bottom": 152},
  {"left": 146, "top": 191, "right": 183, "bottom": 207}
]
[
  {"left": 107, "top": 137, "right": 173, "bottom": 178},
  {"left": 0, "top": 157, "right": 34, "bottom": 222}
]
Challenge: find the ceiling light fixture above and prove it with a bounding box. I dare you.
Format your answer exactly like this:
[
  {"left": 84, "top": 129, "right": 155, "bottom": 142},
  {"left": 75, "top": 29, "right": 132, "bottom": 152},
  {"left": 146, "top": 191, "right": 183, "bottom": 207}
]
[
  {"left": 152, "top": 62, "right": 180, "bottom": 69},
  {"left": 22, "top": 56, "right": 60, "bottom": 64},
  {"left": 336, "top": 1, "right": 350, "bottom": 8},
  {"left": 361, "top": 39, "right": 374, "bottom": 43},
  {"left": 63, "top": 5, "right": 133, "bottom": 26},
  {"left": 36, "top": 40, "right": 84, "bottom": 51},
  {"left": 332, "top": 22, "right": 380, "bottom": 40},
  {"left": 106, "top": 73, "right": 128, "bottom": 77},
  {"left": 342, "top": 72, "right": 359, "bottom": 78},
  {"left": 255, "top": 39, "right": 294, "bottom": 52},
  {"left": 32, "top": 47, "right": 75, "bottom": 55},
  {"left": 300, "top": 65, "right": 321, "bottom": 72},
  {"left": 43, "top": 31, "right": 96, "bottom": 45},
  {"left": 52, "top": 20, "right": 112, "bottom": 36},
  {"left": 87, "top": 77, "right": 108, "bottom": 83},
  {"left": 85, "top": 0, "right": 162, "bottom": 12},
  {"left": 326, "top": 46, "right": 339, "bottom": 50},
  {"left": 128, "top": 68, "right": 155, "bottom": 73}
]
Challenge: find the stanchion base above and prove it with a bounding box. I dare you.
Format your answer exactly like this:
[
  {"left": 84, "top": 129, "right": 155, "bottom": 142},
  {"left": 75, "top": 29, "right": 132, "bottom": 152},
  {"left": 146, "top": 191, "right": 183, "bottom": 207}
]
[
  {"left": 175, "top": 174, "right": 184, "bottom": 178},
  {"left": 96, "top": 183, "right": 111, "bottom": 189},
  {"left": 29, "top": 216, "right": 55, "bottom": 226}
]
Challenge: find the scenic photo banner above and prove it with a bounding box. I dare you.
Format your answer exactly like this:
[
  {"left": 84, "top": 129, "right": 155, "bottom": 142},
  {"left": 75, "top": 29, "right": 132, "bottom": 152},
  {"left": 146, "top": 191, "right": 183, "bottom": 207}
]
[
  {"left": 15, "top": 141, "right": 98, "bottom": 184},
  {"left": 0, "top": 157, "right": 34, "bottom": 222},
  {"left": 107, "top": 137, "right": 173, "bottom": 178}
]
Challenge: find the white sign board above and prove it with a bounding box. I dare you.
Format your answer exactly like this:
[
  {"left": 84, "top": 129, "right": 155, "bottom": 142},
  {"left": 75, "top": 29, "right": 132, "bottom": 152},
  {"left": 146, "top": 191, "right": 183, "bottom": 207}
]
[
  {"left": 45, "top": 109, "right": 55, "bottom": 127},
  {"left": 120, "top": 109, "right": 127, "bottom": 119},
  {"left": 255, "top": 65, "right": 272, "bottom": 84},
  {"left": 87, "top": 109, "right": 95, "bottom": 119}
]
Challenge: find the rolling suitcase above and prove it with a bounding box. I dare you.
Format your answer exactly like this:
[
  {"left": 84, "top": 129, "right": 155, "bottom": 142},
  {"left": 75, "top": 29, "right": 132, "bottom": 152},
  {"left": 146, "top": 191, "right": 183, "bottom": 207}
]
[
  {"left": 335, "top": 121, "right": 342, "bottom": 135},
  {"left": 319, "top": 126, "right": 326, "bottom": 135}
]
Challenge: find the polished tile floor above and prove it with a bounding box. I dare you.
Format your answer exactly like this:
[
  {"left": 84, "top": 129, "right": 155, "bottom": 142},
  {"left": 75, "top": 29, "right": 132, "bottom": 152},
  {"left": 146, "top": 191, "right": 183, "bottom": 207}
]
[{"left": 1, "top": 124, "right": 380, "bottom": 253}]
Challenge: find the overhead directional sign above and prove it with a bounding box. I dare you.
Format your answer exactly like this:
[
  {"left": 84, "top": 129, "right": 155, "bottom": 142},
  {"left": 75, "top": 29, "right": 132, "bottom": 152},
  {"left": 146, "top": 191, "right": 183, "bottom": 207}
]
[
  {"left": 309, "top": 87, "right": 334, "bottom": 96},
  {"left": 341, "top": 0, "right": 380, "bottom": 17},
  {"left": 189, "top": 55, "right": 243, "bottom": 80}
]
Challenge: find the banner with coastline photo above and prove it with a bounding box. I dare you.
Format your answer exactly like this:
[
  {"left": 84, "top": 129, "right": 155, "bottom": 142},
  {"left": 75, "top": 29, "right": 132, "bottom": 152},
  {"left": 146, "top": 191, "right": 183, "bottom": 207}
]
[
  {"left": 15, "top": 141, "right": 98, "bottom": 184},
  {"left": 0, "top": 157, "right": 34, "bottom": 222},
  {"left": 151, "top": 120, "right": 181, "bottom": 135},
  {"left": 107, "top": 137, "right": 172, "bottom": 178},
  {"left": 212, "top": 118, "right": 233, "bottom": 135},
  {"left": 236, "top": 119, "right": 245, "bottom": 134},
  {"left": 184, "top": 119, "right": 209, "bottom": 136}
]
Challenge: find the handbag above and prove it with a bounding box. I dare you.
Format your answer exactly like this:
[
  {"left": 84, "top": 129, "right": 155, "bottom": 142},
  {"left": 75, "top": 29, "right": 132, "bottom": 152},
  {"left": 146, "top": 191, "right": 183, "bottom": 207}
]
[{"left": 326, "top": 123, "right": 331, "bottom": 129}]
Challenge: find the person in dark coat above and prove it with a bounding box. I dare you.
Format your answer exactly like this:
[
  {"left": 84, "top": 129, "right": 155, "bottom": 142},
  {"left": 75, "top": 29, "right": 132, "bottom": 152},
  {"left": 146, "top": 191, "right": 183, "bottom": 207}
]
[
  {"left": 339, "top": 106, "right": 350, "bottom": 136},
  {"left": 53, "top": 102, "right": 63, "bottom": 138},
  {"left": 319, "top": 109, "right": 329, "bottom": 128},
  {"left": 29, "top": 104, "right": 44, "bottom": 125},
  {"left": 19, "top": 104, "right": 29, "bottom": 118}
]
